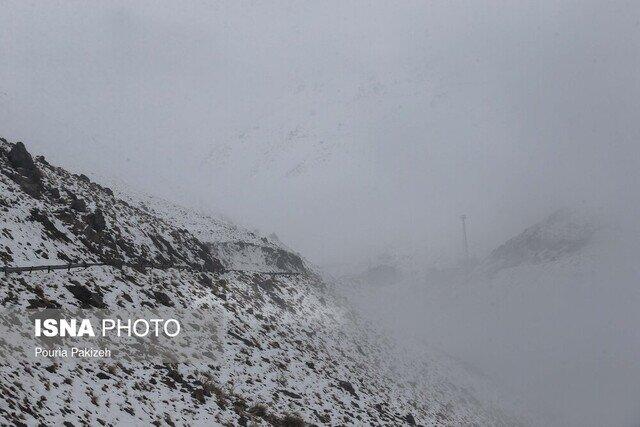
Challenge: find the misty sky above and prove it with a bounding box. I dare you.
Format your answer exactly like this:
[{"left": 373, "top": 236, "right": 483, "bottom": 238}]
[{"left": 1, "top": 1, "right": 639, "bottom": 266}]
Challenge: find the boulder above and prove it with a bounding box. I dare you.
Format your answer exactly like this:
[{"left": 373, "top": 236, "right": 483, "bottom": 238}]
[
  {"left": 8, "top": 142, "right": 38, "bottom": 172},
  {"left": 86, "top": 209, "right": 106, "bottom": 232},
  {"left": 70, "top": 197, "right": 87, "bottom": 212},
  {"left": 404, "top": 413, "right": 416, "bottom": 425},
  {"left": 5, "top": 142, "right": 43, "bottom": 197},
  {"left": 48, "top": 187, "right": 61, "bottom": 199},
  {"left": 66, "top": 283, "right": 106, "bottom": 308}
]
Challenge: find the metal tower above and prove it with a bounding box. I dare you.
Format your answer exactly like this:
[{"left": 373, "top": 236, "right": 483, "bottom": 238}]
[{"left": 460, "top": 214, "right": 469, "bottom": 266}]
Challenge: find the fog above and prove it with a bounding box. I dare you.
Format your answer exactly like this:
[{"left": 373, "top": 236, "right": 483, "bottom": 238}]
[{"left": 2, "top": 1, "right": 640, "bottom": 425}]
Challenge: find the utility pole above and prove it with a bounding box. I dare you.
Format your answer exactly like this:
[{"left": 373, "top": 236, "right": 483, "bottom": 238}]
[{"left": 460, "top": 214, "right": 469, "bottom": 267}]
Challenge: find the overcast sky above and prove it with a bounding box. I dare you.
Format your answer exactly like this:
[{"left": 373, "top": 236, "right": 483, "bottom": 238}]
[{"left": 1, "top": 1, "right": 639, "bottom": 266}]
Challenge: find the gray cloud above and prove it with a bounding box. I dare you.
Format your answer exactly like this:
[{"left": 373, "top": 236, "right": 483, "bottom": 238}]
[{"left": 3, "top": 1, "right": 638, "bottom": 266}]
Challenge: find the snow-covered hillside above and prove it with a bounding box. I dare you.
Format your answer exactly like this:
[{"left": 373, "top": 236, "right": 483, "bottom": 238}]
[
  {"left": 107, "top": 183, "right": 310, "bottom": 274},
  {"left": 443, "top": 211, "right": 640, "bottom": 427},
  {"left": 0, "top": 139, "right": 523, "bottom": 426},
  {"left": 481, "top": 209, "right": 598, "bottom": 275},
  {"left": 335, "top": 208, "right": 640, "bottom": 426}
]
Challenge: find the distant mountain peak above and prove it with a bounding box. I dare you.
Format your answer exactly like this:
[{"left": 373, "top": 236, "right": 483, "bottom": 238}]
[{"left": 485, "top": 209, "right": 598, "bottom": 274}]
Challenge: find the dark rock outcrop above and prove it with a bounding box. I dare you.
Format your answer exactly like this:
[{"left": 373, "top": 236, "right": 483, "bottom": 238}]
[
  {"left": 3, "top": 142, "right": 43, "bottom": 197},
  {"left": 153, "top": 291, "right": 174, "bottom": 307},
  {"left": 47, "top": 187, "right": 61, "bottom": 199},
  {"left": 203, "top": 256, "right": 224, "bottom": 273},
  {"left": 404, "top": 413, "right": 416, "bottom": 425},
  {"left": 66, "top": 283, "right": 106, "bottom": 309},
  {"left": 8, "top": 142, "right": 38, "bottom": 172},
  {"left": 86, "top": 209, "right": 106, "bottom": 232},
  {"left": 70, "top": 196, "right": 88, "bottom": 212}
]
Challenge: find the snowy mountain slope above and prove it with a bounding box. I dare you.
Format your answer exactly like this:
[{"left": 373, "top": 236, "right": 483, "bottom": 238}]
[
  {"left": 106, "top": 184, "right": 310, "bottom": 274},
  {"left": 480, "top": 209, "right": 598, "bottom": 276},
  {"left": 0, "top": 141, "right": 223, "bottom": 273},
  {"left": 0, "top": 139, "right": 524, "bottom": 426},
  {"left": 337, "top": 208, "right": 639, "bottom": 426},
  {"left": 107, "top": 181, "right": 284, "bottom": 249},
  {"left": 438, "top": 211, "right": 640, "bottom": 427}
]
